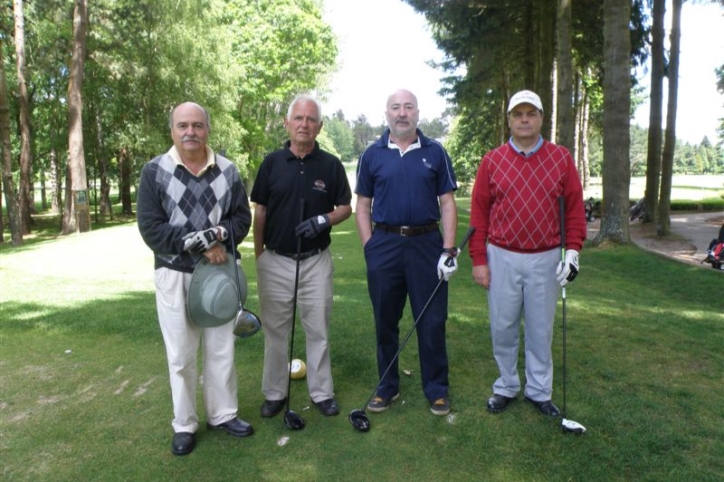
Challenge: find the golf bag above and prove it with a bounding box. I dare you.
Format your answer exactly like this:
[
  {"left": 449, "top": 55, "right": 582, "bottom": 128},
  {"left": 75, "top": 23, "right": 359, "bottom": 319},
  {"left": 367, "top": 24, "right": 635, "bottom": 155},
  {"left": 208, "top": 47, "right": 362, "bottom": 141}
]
[
  {"left": 629, "top": 198, "right": 645, "bottom": 222},
  {"left": 701, "top": 224, "right": 724, "bottom": 270},
  {"left": 584, "top": 197, "right": 597, "bottom": 223}
]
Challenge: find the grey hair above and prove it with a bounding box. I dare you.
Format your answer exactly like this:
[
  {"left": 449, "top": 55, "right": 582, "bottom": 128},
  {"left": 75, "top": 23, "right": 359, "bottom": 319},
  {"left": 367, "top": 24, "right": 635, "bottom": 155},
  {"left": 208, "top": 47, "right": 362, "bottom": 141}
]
[
  {"left": 169, "top": 102, "right": 211, "bottom": 131},
  {"left": 286, "top": 95, "right": 322, "bottom": 120}
]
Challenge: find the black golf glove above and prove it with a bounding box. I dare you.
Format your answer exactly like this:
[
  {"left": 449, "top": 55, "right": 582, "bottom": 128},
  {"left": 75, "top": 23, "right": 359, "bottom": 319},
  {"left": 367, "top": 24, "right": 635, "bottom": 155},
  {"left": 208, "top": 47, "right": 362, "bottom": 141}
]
[
  {"left": 182, "top": 228, "right": 219, "bottom": 253},
  {"left": 556, "top": 249, "right": 579, "bottom": 287},
  {"left": 295, "top": 214, "right": 330, "bottom": 239}
]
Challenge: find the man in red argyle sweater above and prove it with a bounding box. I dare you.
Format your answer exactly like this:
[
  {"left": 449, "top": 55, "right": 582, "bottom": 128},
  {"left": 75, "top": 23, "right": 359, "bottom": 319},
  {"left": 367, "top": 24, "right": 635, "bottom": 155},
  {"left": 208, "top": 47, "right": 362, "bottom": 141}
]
[{"left": 468, "top": 90, "right": 587, "bottom": 417}]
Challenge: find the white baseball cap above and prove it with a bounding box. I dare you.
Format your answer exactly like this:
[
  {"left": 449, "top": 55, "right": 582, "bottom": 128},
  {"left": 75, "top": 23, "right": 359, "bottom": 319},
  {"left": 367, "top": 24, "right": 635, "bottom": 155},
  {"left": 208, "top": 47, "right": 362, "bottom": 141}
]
[{"left": 507, "top": 90, "right": 543, "bottom": 113}]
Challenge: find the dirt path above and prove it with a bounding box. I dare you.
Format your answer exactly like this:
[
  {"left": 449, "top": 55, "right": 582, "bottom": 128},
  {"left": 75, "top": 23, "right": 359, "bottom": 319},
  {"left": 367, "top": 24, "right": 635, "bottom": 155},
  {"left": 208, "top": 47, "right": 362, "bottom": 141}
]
[{"left": 587, "top": 212, "right": 724, "bottom": 270}]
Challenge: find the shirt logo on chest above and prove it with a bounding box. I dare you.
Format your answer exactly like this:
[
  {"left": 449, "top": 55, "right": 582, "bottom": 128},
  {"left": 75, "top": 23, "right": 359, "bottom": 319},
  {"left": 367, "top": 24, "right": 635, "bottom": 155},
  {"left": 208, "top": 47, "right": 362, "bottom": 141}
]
[{"left": 313, "top": 179, "right": 327, "bottom": 193}]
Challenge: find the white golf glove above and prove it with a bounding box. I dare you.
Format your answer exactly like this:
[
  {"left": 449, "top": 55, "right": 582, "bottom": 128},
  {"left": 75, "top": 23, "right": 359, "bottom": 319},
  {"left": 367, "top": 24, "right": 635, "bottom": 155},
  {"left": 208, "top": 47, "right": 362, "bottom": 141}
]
[
  {"left": 437, "top": 251, "right": 458, "bottom": 281},
  {"left": 182, "top": 227, "right": 219, "bottom": 253},
  {"left": 556, "top": 249, "right": 579, "bottom": 287}
]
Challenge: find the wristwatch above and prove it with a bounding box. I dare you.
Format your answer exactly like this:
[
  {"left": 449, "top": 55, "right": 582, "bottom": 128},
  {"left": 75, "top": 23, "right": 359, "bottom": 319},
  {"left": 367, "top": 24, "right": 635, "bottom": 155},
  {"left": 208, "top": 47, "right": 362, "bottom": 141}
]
[{"left": 442, "top": 247, "right": 458, "bottom": 257}]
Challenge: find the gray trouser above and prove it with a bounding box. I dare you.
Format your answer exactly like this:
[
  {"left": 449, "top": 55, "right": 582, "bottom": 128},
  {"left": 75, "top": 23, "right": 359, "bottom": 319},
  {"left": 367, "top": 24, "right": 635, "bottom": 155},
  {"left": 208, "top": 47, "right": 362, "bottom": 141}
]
[{"left": 487, "top": 244, "right": 560, "bottom": 401}]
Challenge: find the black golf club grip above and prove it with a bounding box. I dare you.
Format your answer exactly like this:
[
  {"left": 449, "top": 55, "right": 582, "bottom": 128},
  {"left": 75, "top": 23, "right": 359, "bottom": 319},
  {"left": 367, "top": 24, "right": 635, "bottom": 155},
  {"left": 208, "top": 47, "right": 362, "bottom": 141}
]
[
  {"left": 444, "top": 226, "right": 475, "bottom": 267},
  {"left": 457, "top": 226, "right": 475, "bottom": 251}
]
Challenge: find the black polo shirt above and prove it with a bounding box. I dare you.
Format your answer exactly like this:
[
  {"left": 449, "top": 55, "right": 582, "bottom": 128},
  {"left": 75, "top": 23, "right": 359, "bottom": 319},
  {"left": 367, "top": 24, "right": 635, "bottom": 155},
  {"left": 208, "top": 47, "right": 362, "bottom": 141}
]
[{"left": 251, "top": 141, "right": 352, "bottom": 254}]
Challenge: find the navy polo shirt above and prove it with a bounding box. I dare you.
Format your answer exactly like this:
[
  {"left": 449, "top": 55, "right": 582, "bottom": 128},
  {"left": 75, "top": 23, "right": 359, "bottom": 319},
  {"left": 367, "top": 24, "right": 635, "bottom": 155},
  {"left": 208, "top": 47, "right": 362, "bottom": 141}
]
[
  {"left": 251, "top": 141, "right": 352, "bottom": 254},
  {"left": 355, "top": 129, "right": 457, "bottom": 225}
]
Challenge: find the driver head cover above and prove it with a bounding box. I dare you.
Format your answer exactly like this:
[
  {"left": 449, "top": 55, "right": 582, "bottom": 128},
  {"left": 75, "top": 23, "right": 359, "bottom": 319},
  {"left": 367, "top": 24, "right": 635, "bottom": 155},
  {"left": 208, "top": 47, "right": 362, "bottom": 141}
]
[{"left": 188, "top": 256, "right": 247, "bottom": 327}]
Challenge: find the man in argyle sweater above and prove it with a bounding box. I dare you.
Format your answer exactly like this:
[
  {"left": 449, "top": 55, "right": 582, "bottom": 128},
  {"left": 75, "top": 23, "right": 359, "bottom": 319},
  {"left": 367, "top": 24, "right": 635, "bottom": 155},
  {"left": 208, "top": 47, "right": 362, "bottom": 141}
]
[
  {"left": 137, "top": 102, "right": 253, "bottom": 456},
  {"left": 468, "top": 90, "right": 586, "bottom": 418}
]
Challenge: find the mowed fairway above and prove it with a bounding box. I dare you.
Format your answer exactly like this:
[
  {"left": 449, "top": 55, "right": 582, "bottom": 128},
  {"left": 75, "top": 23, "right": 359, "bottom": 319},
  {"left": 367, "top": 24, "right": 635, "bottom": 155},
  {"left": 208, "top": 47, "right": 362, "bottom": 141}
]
[{"left": 1, "top": 211, "right": 723, "bottom": 481}]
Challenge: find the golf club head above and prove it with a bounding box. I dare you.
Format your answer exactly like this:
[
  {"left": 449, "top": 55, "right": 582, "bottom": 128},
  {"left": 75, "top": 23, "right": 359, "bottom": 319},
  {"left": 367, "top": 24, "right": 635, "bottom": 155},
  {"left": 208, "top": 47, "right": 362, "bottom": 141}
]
[
  {"left": 348, "top": 409, "right": 370, "bottom": 432},
  {"left": 233, "top": 309, "right": 261, "bottom": 338},
  {"left": 284, "top": 410, "right": 305, "bottom": 430},
  {"left": 562, "top": 418, "right": 586, "bottom": 434}
]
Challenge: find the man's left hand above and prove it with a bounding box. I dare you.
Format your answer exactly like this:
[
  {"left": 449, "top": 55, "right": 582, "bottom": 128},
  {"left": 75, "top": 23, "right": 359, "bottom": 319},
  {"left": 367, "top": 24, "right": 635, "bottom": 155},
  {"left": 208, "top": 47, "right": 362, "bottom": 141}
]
[
  {"left": 437, "top": 253, "right": 458, "bottom": 281},
  {"left": 295, "top": 214, "right": 330, "bottom": 239},
  {"left": 556, "top": 250, "right": 579, "bottom": 287}
]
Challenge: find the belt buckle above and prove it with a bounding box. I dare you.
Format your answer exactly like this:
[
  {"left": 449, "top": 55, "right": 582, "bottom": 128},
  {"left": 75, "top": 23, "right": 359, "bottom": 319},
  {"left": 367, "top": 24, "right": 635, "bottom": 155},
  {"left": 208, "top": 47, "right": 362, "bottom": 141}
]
[{"left": 400, "top": 225, "right": 411, "bottom": 236}]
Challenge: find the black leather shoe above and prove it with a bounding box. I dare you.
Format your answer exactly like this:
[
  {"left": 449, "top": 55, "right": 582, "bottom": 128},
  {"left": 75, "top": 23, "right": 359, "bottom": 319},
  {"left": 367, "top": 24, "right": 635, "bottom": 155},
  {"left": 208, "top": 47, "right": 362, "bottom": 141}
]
[
  {"left": 260, "top": 398, "right": 286, "bottom": 418},
  {"left": 207, "top": 417, "right": 254, "bottom": 437},
  {"left": 313, "top": 397, "right": 339, "bottom": 416},
  {"left": 524, "top": 396, "right": 561, "bottom": 417},
  {"left": 486, "top": 394, "right": 516, "bottom": 413},
  {"left": 171, "top": 432, "right": 195, "bottom": 456}
]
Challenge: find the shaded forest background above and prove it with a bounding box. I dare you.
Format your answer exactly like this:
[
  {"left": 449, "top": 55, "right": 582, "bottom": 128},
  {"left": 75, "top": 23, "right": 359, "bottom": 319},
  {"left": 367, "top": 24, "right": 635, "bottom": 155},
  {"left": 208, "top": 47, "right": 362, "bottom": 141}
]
[{"left": 1, "top": 0, "right": 723, "bottom": 247}]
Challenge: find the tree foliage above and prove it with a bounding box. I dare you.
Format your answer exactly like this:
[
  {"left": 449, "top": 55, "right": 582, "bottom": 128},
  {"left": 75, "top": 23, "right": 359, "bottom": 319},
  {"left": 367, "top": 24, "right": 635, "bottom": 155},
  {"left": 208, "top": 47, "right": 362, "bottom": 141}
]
[{"left": 1, "top": 0, "right": 336, "bottom": 240}]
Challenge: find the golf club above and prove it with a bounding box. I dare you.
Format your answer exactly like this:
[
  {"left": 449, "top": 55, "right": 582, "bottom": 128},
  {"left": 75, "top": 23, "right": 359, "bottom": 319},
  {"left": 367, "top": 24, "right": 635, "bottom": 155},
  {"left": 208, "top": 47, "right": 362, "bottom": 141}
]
[
  {"left": 559, "top": 196, "right": 586, "bottom": 435},
  {"left": 283, "top": 201, "right": 306, "bottom": 431},
  {"left": 229, "top": 224, "right": 261, "bottom": 338},
  {"left": 349, "top": 226, "right": 475, "bottom": 432}
]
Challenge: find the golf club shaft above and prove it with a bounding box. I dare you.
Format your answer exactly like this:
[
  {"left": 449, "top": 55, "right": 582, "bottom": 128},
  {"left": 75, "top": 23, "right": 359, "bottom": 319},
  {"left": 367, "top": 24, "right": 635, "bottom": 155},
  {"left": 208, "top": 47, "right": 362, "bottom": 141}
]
[
  {"left": 228, "top": 223, "right": 244, "bottom": 310},
  {"left": 361, "top": 226, "right": 476, "bottom": 410},
  {"left": 286, "top": 200, "right": 305, "bottom": 413},
  {"left": 559, "top": 196, "right": 567, "bottom": 418}
]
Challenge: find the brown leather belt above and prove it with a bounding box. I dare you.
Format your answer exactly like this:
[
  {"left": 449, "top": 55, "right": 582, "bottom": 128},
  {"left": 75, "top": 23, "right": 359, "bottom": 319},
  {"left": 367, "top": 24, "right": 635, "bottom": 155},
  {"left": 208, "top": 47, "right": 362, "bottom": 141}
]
[
  {"left": 374, "top": 222, "right": 439, "bottom": 236},
  {"left": 272, "top": 248, "right": 323, "bottom": 260}
]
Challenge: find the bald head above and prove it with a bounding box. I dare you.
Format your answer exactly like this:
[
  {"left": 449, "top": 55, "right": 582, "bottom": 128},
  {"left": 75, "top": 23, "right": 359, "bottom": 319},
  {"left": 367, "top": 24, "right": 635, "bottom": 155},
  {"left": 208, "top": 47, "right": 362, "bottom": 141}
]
[
  {"left": 169, "top": 102, "right": 210, "bottom": 163},
  {"left": 169, "top": 102, "right": 210, "bottom": 131},
  {"left": 385, "top": 89, "right": 420, "bottom": 143}
]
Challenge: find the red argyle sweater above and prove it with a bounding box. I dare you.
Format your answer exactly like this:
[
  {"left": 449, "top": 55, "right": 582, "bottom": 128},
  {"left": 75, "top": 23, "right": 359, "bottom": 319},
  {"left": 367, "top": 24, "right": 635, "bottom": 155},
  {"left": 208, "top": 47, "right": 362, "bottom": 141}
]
[{"left": 469, "top": 140, "right": 586, "bottom": 266}]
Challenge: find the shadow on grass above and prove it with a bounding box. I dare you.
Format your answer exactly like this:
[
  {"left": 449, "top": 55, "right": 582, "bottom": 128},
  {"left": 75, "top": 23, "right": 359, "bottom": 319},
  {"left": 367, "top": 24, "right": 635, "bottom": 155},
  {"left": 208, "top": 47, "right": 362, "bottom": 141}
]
[{"left": 1, "top": 290, "right": 159, "bottom": 340}]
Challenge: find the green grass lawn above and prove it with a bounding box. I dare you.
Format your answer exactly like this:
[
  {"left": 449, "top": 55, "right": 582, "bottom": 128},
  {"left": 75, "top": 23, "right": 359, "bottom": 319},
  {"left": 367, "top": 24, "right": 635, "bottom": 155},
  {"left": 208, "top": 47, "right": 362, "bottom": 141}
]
[{"left": 1, "top": 211, "right": 723, "bottom": 481}]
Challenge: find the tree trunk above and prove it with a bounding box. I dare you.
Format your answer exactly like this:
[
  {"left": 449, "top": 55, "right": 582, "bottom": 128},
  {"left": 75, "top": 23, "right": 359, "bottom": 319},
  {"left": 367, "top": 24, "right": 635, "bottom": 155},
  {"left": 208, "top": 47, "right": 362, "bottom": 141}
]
[
  {"left": 13, "top": 0, "right": 33, "bottom": 235},
  {"left": 61, "top": 162, "right": 76, "bottom": 233},
  {"left": 556, "top": 0, "right": 575, "bottom": 153},
  {"left": 49, "top": 147, "right": 60, "bottom": 214},
  {"left": 657, "top": 0, "right": 682, "bottom": 237},
  {"left": 119, "top": 147, "right": 134, "bottom": 215},
  {"left": 644, "top": 0, "right": 665, "bottom": 224},
  {"left": 578, "top": 83, "right": 591, "bottom": 190},
  {"left": 535, "top": 0, "right": 556, "bottom": 140},
  {"left": 40, "top": 170, "right": 47, "bottom": 211},
  {"left": 64, "top": 0, "right": 90, "bottom": 234},
  {"left": 96, "top": 110, "right": 112, "bottom": 220},
  {"left": 595, "top": 0, "right": 632, "bottom": 245},
  {"left": 1, "top": 38, "right": 23, "bottom": 246}
]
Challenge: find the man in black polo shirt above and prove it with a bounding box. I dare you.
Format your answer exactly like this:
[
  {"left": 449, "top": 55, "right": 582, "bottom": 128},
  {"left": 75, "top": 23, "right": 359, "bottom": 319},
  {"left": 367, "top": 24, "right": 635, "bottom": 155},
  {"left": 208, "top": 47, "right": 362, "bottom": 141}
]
[{"left": 251, "top": 95, "right": 352, "bottom": 417}]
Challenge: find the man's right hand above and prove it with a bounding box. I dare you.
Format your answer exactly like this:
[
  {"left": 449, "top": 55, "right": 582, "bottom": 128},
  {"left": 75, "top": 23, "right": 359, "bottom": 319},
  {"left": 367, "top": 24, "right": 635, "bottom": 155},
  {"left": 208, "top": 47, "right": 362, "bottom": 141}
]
[
  {"left": 182, "top": 228, "right": 218, "bottom": 253},
  {"left": 472, "top": 265, "right": 491, "bottom": 289}
]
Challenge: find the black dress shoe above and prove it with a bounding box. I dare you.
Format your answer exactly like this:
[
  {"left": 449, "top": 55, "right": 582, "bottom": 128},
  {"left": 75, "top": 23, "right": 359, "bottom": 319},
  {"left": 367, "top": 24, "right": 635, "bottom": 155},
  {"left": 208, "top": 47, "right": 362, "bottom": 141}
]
[
  {"left": 313, "top": 397, "right": 339, "bottom": 416},
  {"left": 171, "top": 432, "right": 195, "bottom": 456},
  {"left": 486, "top": 394, "right": 516, "bottom": 413},
  {"left": 260, "top": 398, "right": 286, "bottom": 418},
  {"left": 524, "top": 396, "right": 561, "bottom": 417},
  {"left": 207, "top": 417, "right": 254, "bottom": 437}
]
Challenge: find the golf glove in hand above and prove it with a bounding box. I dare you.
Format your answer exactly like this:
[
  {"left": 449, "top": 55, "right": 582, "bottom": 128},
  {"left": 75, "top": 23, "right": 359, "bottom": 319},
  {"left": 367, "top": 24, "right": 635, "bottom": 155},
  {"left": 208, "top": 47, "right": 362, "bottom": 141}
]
[
  {"left": 556, "top": 249, "right": 579, "bottom": 287},
  {"left": 182, "top": 228, "right": 218, "bottom": 253},
  {"left": 295, "top": 214, "right": 330, "bottom": 239},
  {"left": 215, "top": 225, "right": 228, "bottom": 242},
  {"left": 437, "top": 253, "right": 458, "bottom": 281}
]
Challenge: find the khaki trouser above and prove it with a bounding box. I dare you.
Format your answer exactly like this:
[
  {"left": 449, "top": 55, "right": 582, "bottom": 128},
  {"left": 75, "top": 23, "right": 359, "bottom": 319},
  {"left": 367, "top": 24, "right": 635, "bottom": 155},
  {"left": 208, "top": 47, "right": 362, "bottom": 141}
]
[{"left": 256, "top": 249, "right": 334, "bottom": 403}]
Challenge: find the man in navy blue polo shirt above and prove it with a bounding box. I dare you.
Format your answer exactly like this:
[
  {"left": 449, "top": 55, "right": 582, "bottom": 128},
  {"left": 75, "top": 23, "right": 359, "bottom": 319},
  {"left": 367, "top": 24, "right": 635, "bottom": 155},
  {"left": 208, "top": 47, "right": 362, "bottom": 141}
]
[
  {"left": 251, "top": 95, "right": 352, "bottom": 418},
  {"left": 355, "top": 89, "right": 458, "bottom": 416}
]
